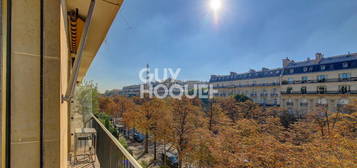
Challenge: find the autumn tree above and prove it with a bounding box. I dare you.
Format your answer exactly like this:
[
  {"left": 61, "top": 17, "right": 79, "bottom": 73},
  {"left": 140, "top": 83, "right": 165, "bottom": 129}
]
[
  {"left": 168, "top": 97, "right": 202, "bottom": 168},
  {"left": 185, "top": 128, "right": 217, "bottom": 168},
  {"left": 206, "top": 99, "right": 229, "bottom": 133},
  {"left": 98, "top": 96, "right": 118, "bottom": 116},
  {"left": 219, "top": 97, "right": 240, "bottom": 122},
  {"left": 236, "top": 100, "right": 262, "bottom": 120},
  {"left": 136, "top": 98, "right": 168, "bottom": 155},
  {"left": 111, "top": 96, "right": 135, "bottom": 119},
  {"left": 234, "top": 94, "right": 251, "bottom": 102},
  {"left": 208, "top": 119, "right": 291, "bottom": 168}
]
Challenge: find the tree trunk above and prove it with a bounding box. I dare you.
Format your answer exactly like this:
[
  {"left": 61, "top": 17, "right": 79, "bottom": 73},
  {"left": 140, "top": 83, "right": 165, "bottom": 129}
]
[
  {"left": 163, "top": 142, "right": 167, "bottom": 165},
  {"left": 145, "top": 130, "right": 149, "bottom": 153},
  {"left": 154, "top": 140, "right": 157, "bottom": 160},
  {"left": 209, "top": 103, "right": 213, "bottom": 131},
  {"left": 178, "top": 151, "right": 182, "bottom": 168}
]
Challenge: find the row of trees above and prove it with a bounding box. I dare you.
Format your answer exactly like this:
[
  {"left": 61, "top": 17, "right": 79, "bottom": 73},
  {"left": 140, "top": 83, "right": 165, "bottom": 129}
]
[{"left": 98, "top": 95, "right": 357, "bottom": 168}]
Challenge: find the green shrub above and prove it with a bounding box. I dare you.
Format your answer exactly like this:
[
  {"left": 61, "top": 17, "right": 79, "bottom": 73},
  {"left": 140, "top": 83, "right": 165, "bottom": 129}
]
[
  {"left": 118, "top": 137, "right": 129, "bottom": 149},
  {"left": 141, "top": 161, "right": 149, "bottom": 168}
]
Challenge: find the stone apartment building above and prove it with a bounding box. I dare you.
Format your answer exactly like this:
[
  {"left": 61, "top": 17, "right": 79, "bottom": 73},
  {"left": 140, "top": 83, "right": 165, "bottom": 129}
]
[
  {"left": 209, "top": 52, "right": 357, "bottom": 113},
  {"left": 1, "top": 0, "right": 128, "bottom": 167},
  {"left": 119, "top": 79, "right": 208, "bottom": 97},
  {"left": 119, "top": 84, "right": 141, "bottom": 97}
]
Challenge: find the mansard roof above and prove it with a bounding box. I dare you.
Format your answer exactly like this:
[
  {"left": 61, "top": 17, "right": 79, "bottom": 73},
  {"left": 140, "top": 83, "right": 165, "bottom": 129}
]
[
  {"left": 286, "top": 53, "right": 357, "bottom": 68},
  {"left": 210, "top": 52, "right": 357, "bottom": 82},
  {"left": 210, "top": 68, "right": 282, "bottom": 82}
]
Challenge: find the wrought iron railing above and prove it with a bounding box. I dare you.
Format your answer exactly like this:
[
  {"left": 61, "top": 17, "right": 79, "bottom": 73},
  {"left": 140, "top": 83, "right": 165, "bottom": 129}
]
[
  {"left": 270, "top": 93, "right": 279, "bottom": 97},
  {"left": 286, "top": 102, "right": 294, "bottom": 106},
  {"left": 213, "top": 82, "right": 280, "bottom": 88},
  {"left": 90, "top": 114, "right": 142, "bottom": 168},
  {"left": 281, "top": 77, "right": 357, "bottom": 85},
  {"left": 281, "top": 90, "right": 357, "bottom": 94}
]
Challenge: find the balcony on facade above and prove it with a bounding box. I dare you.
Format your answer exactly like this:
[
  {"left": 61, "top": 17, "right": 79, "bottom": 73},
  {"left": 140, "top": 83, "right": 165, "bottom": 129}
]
[
  {"left": 286, "top": 102, "right": 294, "bottom": 106},
  {"left": 260, "top": 93, "right": 269, "bottom": 97},
  {"left": 300, "top": 102, "right": 309, "bottom": 107},
  {"left": 213, "top": 82, "right": 280, "bottom": 89},
  {"left": 70, "top": 114, "right": 142, "bottom": 168},
  {"left": 281, "top": 77, "right": 357, "bottom": 85},
  {"left": 270, "top": 93, "right": 279, "bottom": 97},
  {"left": 315, "top": 104, "right": 329, "bottom": 107},
  {"left": 281, "top": 90, "right": 357, "bottom": 95}
]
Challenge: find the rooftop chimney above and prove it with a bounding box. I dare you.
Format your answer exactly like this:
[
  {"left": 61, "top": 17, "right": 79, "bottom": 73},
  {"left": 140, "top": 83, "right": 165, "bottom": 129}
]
[
  {"left": 230, "top": 72, "right": 237, "bottom": 76},
  {"left": 282, "top": 57, "right": 293, "bottom": 67},
  {"left": 315, "top": 52, "right": 324, "bottom": 63}
]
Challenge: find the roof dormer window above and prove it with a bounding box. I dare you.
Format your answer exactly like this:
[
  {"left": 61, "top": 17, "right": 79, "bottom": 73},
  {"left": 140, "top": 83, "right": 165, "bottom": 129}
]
[
  {"left": 303, "top": 67, "right": 308, "bottom": 72},
  {"left": 320, "top": 65, "right": 326, "bottom": 70},
  {"left": 342, "top": 62, "right": 349, "bottom": 68}
]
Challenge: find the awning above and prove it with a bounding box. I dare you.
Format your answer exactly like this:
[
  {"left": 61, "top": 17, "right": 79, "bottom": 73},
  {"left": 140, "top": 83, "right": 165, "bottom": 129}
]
[
  {"left": 67, "top": 0, "right": 124, "bottom": 81},
  {"left": 64, "top": 0, "right": 124, "bottom": 101}
]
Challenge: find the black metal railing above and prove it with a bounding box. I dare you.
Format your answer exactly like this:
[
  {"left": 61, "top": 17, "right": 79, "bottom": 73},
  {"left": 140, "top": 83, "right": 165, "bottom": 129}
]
[
  {"left": 260, "top": 93, "right": 268, "bottom": 97},
  {"left": 90, "top": 114, "right": 142, "bottom": 168},
  {"left": 213, "top": 82, "right": 280, "bottom": 89},
  {"left": 270, "top": 93, "right": 279, "bottom": 97},
  {"left": 286, "top": 102, "right": 294, "bottom": 106},
  {"left": 281, "top": 90, "right": 357, "bottom": 94},
  {"left": 300, "top": 103, "right": 308, "bottom": 107},
  {"left": 281, "top": 77, "right": 357, "bottom": 85}
]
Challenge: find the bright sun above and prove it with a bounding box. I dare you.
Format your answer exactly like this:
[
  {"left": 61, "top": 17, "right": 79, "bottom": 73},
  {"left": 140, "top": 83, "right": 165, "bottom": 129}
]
[{"left": 210, "top": 0, "right": 222, "bottom": 12}]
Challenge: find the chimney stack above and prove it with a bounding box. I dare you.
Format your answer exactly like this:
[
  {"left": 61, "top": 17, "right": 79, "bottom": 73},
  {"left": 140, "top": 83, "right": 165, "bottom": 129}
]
[
  {"left": 315, "top": 52, "right": 324, "bottom": 63},
  {"left": 282, "top": 57, "right": 293, "bottom": 67},
  {"left": 230, "top": 72, "right": 237, "bottom": 76}
]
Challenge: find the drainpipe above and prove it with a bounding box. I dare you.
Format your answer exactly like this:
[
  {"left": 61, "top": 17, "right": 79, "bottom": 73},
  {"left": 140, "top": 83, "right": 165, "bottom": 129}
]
[{"left": 63, "top": 0, "right": 96, "bottom": 102}]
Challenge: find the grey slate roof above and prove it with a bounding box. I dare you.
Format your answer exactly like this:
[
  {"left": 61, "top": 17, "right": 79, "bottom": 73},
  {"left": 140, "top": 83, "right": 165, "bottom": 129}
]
[{"left": 286, "top": 53, "right": 357, "bottom": 68}]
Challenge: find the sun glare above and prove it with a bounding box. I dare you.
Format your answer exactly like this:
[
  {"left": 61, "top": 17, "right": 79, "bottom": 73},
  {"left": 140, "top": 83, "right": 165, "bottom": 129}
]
[{"left": 210, "top": 0, "right": 222, "bottom": 12}]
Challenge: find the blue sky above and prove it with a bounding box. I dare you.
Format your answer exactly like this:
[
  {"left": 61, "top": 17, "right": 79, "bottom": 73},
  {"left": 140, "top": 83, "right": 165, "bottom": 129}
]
[{"left": 86, "top": 0, "right": 357, "bottom": 92}]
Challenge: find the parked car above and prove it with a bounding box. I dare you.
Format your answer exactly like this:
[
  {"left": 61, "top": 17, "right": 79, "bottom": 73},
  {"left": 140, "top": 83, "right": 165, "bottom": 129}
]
[
  {"left": 162, "top": 152, "right": 178, "bottom": 168},
  {"left": 124, "top": 129, "right": 136, "bottom": 139},
  {"left": 133, "top": 132, "right": 145, "bottom": 143}
]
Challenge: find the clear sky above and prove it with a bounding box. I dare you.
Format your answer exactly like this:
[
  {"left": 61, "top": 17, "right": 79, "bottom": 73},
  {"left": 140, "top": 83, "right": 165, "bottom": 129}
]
[{"left": 86, "top": 0, "right": 357, "bottom": 92}]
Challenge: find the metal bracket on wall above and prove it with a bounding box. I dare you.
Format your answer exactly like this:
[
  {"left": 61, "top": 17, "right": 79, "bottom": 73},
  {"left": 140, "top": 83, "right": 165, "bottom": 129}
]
[{"left": 63, "top": 0, "right": 96, "bottom": 102}]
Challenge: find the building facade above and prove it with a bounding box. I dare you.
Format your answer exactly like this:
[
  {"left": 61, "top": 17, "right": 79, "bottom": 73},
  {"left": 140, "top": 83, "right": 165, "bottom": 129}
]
[
  {"left": 119, "top": 80, "right": 208, "bottom": 97},
  {"left": 119, "top": 84, "right": 141, "bottom": 97},
  {"left": 209, "top": 53, "right": 357, "bottom": 113},
  {"left": 1, "top": 0, "right": 124, "bottom": 167}
]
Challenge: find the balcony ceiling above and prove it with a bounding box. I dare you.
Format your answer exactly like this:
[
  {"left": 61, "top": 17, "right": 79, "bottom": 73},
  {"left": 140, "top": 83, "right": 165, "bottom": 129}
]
[{"left": 66, "top": 0, "right": 124, "bottom": 81}]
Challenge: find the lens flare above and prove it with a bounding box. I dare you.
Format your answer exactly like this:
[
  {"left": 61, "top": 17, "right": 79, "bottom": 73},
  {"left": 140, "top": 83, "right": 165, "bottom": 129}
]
[{"left": 210, "top": 0, "right": 222, "bottom": 12}]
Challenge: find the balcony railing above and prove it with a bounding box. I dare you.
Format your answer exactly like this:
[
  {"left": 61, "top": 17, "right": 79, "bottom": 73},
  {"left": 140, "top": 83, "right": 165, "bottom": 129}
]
[
  {"left": 270, "top": 93, "right": 279, "bottom": 97},
  {"left": 281, "top": 77, "right": 357, "bottom": 85},
  {"left": 281, "top": 90, "right": 357, "bottom": 94},
  {"left": 213, "top": 82, "right": 280, "bottom": 89},
  {"left": 260, "top": 93, "right": 268, "bottom": 97},
  {"left": 90, "top": 114, "right": 142, "bottom": 168},
  {"left": 300, "top": 103, "right": 308, "bottom": 107},
  {"left": 286, "top": 102, "right": 294, "bottom": 106}
]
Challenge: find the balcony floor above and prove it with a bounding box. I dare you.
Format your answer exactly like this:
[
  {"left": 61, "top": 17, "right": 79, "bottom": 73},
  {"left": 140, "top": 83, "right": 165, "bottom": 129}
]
[{"left": 68, "top": 153, "right": 100, "bottom": 168}]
